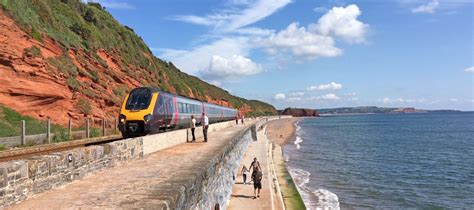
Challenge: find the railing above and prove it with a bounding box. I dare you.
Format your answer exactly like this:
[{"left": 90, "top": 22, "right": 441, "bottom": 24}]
[{"left": 0, "top": 118, "right": 120, "bottom": 148}]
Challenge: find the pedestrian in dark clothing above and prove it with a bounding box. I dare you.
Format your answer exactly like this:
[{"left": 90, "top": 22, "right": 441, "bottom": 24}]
[
  {"left": 190, "top": 115, "right": 196, "bottom": 142},
  {"left": 202, "top": 112, "right": 209, "bottom": 142},
  {"left": 252, "top": 169, "right": 263, "bottom": 199}
]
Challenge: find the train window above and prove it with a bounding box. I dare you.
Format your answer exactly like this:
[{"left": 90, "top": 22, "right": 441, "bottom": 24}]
[
  {"left": 178, "top": 103, "right": 183, "bottom": 113},
  {"left": 125, "top": 88, "right": 152, "bottom": 110}
]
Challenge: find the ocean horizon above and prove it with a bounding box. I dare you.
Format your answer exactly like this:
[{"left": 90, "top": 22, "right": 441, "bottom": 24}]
[{"left": 284, "top": 112, "right": 474, "bottom": 209}]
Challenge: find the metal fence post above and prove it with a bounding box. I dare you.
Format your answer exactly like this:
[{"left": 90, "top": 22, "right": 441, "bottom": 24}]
[
  {"left": 86, "top": 118, "right": 90, "bottom": 138},
  {"left": 20, "top": 120, "right": 25, "bottom": 146},
  {"left": 102, "top": 118, "right": 106, "bottom": 136},
  {"left": 46, "top": 118, "right": 51, "bottom": 144},
  {"left": 68, "top": 118, "right": 72, "bottom": 137}
]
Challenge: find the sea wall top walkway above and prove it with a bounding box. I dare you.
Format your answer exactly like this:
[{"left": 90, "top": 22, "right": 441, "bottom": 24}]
[{"left": 9, "top": 120, "right": 259, "bottom": 209}]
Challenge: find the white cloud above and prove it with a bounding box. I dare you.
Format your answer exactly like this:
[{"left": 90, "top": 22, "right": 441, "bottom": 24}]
[
  {"left": 381, "top": 97, "right": 426, "bottom": 104},
  {"left": 310, "top": 93, "right": 340, "bottom": 100},
  {"left": 313, "top": 6, "right": 328, "bottom": 13},
  {"left": 261, "top": 4, "right": 368, "bottom": 58},
  {"left": 319, "top": 93, "right": 340, "bottom": 100},
  {"left": 307, "top": 82, "right": 343, "bottom": 91},
  {"left": 200, "top": 55, "right": 262, "bottom": 80},
  {"left": 348, "top": 97, "right": 359, "bottom": 101},
  {"left": 449, "top": 98, "right": 459, "bottom": 102},
  {"left": 262, "top": 23, "right": 342, "bottom": 58},
  {"left": 289, "top": 92, "right": 305, "bottom": 97},
  {"left": 412, "top": 0, "right": 439, "bottom": 13},
  {"left": 160, "top": 37, "right": 250, "bottom": 75},
  {"left": 310, "top": 4, "right": 369, "bottom": 43},
  {"left": 173, "top": 0, "right": 291, "bottom": 32},
  {"left": 274, "top": 93, "right": 286, "bottom": 100},
  {"left": 83, "top": 0, "right": 134, "bottom": 9},
  {"left": 287, "top": 97, "right": 302, "bottom": 102},
  {"left": 464, "top": 66, "right": 474, "bottom": 73}
]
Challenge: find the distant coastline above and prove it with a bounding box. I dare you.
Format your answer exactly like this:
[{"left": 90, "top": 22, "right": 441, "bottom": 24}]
[{"left": 317, "top": 106, "right": 463, "bottom": 115}]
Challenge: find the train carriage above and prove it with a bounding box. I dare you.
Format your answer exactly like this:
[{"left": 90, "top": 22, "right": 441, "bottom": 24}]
[{"left": 118, "top": 87, "right": 238, "bottom": 138}]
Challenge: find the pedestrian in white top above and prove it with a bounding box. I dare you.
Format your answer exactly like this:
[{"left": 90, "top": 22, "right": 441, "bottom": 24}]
[
  {"left": 190, "top": 115, "right": 196, "bottom": 142},
  {"left": 202, "top": 112, "right": 209, "bottom": 142}
]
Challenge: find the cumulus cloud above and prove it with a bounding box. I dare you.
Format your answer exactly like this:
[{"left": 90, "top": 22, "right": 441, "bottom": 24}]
[
  {"left": 261, "top": 23, "right": 342, "bottom": 58},
  {"left": 412, "top": 0, "right": 439, "bottom": 13},
  {"left": 464, "top": 66, "right": 474, "bottom": 73},
  {"left": 318, "top": 93, "right": 340, "bottom": 100},
  {"left": 289, "top": 92, "right": 305, "bottom": 97},
  {"left": 159, "top": 37, "right": 250, "bottom": 75},
  {"left": 274, "top": 93, "right": 286, "bottom": 100},
  {"left": 310, "top": 4, "right": 369, "bottom": 43},
  {"left": 262, "top": 4, "right": 368, "bottom": 58},
  {"left": 287, "top": 97, "right": 302, "bottom": 102},
  {"left": 307, "top": 82, "right": 343, "bottom": 91},
  {"left": 200, "top": 55, "right": 262, "bottom": 80}
]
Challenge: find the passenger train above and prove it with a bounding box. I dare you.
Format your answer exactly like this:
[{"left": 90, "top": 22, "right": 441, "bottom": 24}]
[{"left": 118, "top": 87, "right": 238, "bottom": 137}]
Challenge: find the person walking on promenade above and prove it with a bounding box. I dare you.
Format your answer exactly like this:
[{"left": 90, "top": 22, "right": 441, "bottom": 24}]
[
  {"left": 249, "top": 157, "right": 261, "bottom": 173},
  {"left": 235, "top": 115, "right": 239, "bottom": 125},
  {"left": 252, "top": 168, "right": 263, "bottom": 199},
  {"left": 202, "top": 112, "right": 209, "bottom": 142},
  {"left": 241, "top": 166, "right": 250, "bottom": 184},
  {"left": 241, "top": 114, "right": 245, "bottom": 125},
  {"left": 190, "top": 115, "right": 196, "bottom": 142}
]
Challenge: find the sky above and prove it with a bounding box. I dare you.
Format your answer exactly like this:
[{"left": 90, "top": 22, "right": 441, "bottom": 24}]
[{"left": 88, "top": 0, "right": 473, "bottom": 111}]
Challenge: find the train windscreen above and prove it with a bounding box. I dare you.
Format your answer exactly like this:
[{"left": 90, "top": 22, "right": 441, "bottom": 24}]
[{"left": 125, "top": 88, "right": 152, "bottom": 110}]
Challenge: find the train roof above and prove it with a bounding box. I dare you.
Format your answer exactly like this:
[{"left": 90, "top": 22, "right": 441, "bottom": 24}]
[{"left": 131, "top": 87, "right": 237, "bottom": 111}]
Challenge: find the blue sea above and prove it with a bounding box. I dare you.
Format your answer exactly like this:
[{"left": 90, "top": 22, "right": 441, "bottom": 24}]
[{"left": 284, "top": 112, "right": 474, "bottom": 209}]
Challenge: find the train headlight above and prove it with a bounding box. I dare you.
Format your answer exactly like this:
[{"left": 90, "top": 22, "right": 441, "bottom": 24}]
[
  {"left": 144, "top": 114, "right": 153, "bottom": 123},
  {"left": 119, "top": 114, "right": 126, "bottom": 123}
]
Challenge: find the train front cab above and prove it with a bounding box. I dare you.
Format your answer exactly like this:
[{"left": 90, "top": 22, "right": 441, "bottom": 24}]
[{"left": 118, "top": 88, "right": 161, "bottom": 137}]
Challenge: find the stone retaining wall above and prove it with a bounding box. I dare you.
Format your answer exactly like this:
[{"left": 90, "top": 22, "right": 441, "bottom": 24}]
[
  {"left": 0, "top": 117, "right": 291, "bottom": 208},
  {"left": 0, "top": 138, "right": 143, "bottom": 206}
]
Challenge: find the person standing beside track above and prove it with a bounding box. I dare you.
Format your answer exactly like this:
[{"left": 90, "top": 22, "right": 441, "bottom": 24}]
[
  {"left": 190, "top": 115, "right": 196, "bottom": 142},
  {"left": 202, "top": 112, "right": 209, "bottom": 142}
]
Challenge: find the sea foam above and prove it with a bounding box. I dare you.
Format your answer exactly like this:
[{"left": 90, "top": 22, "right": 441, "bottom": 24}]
[{"left": 288, "top": 166, "right": 340, "bottom": 210}]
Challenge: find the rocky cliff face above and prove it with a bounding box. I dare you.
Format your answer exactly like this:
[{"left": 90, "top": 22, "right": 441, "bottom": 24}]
[
  {"left": 0, "top": 1, "right": 276, "bottom": 126},
  {"left": 281, "top": 108, "right": 320, "bottom": 117}
]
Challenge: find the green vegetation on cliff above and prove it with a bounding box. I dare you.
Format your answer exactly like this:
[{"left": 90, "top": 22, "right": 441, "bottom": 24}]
[{"left": 0, "top": 0, "right": 277, "bottom": 114}]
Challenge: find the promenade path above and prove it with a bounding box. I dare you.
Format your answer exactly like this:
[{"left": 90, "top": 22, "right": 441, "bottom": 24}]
[
  {"left": 228, "top": 126, "right": 284, "bottom": 210},
  {"left": 11, "top": 121, "right": 255, "bottom": 209}
]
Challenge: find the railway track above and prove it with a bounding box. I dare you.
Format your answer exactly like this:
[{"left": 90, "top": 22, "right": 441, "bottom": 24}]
[{"left": 0, "top": 134, "right": 123, "bottom": 162}]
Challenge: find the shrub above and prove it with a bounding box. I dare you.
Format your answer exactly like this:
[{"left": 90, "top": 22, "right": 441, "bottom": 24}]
[
  {"left": 88, "top": 70, "right": 99, "bottom": 82},
  {"left": 52, "top": 128, "right": 71, "bottom": 142},
  {"left": 0, "top": 144, "right": 6, "bottom": 151},
  {"left": 90, "top": 127, "right": 100, "bottom": 137},
  {"left": 66, "top": 77, "right": 81, "bottom": 92},
  {"left": 75, "top": 99, "right": 92, "bottom": 115},
  {"left": 80, "top": 89, "right": 97, "bottom": 98},
  {"left": 113, "top": 85, "right": 128, "bottom": 97},
  {"left": 24, "top": 45, "right": 41, "bottom": 57}
]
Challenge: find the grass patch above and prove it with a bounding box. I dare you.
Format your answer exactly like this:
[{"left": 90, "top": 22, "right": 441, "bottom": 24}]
[
  {"left": 52, "top": 127, "right": 71, "bottom": 142},
  {"left": 47, "top": 55, "right": 79, "bottom": 76},
  {"left": 0, "top": 144, "right": 6, "bottom": 151},
  {"left": 90, "top": 127, "right": 100, "bottom": 137}
]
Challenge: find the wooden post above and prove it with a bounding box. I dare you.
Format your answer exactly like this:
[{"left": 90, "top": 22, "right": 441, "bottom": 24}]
[
  {"left": 68, "top": 118, "right": 72, "bottom": 137},
  {"left": 20, "top": 120, "right": 26, "bottom": 146},
  {"left": 114, "top": 119, "right": 118, "bottom": 134},
  {"left": 86, "top": 118, "right": 90, "bottom": 138},
  {"left": 46, "top": 118, "right": 51, "bottom": 144},
  {"left": 102, "top": 118, "right": 106, "bottom": 136}
]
